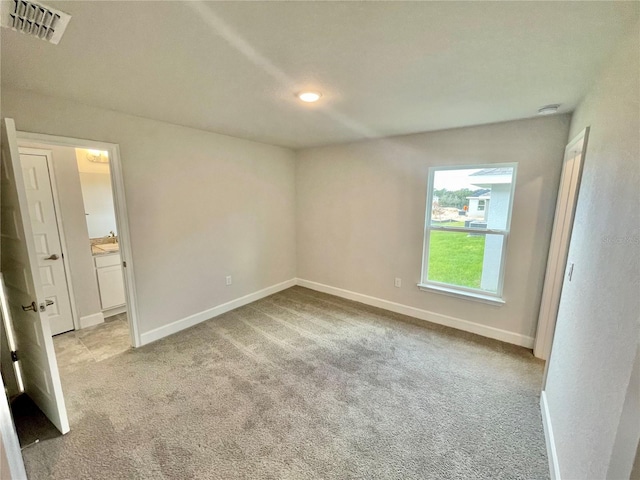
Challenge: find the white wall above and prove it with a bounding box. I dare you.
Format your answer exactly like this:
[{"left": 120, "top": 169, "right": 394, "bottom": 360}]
[
  {"left": 0, "top": 434, "right": 9, "bottom": 480},
  {"left": 2, "top": 88, "right": 297, "bottom": 338},
  {"left": 0, "top": 372, "right": 25, "bottom": 480},
  {"left": 544, "top": 21, "right": 640, "bottom": 480},
  {"left": 296, "top": 115, "right": 570, "bottom": 344}
]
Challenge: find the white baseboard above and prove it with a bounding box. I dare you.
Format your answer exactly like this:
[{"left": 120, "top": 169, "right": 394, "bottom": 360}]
[
  {"left": 102, "top": 305, "right": 127, "bottom": 318},
  {"left": 139, "top": 279, "right": 297, "bottom": 346},
  {"left": 541, "top": 391, "right": 561, "bottom": 480},
  {"left": 138, "top": 277, "right": 535, "bottom": 348},
  {"left": 295, "top": 278, "right": 535, "bottom": 348},
  {"left": 79, "top": 312, "right": 104, "bottom": 329}
]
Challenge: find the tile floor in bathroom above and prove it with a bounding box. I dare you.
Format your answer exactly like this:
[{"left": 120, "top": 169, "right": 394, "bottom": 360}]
[{"left": 52, "top": 313, "right": 131, "bottom": 370}]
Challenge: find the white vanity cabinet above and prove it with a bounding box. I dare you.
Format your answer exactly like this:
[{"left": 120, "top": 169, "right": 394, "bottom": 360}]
[{"left": 95, "top": 253, "right": 126, "bottom": 310}]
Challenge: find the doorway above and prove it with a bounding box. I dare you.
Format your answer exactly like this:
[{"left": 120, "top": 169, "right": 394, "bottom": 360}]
[
  {"left": 16, "top": 143, "right": 136, "bottom": 375},
  {"left": 534, "top": 127, "right": 589, "bottom": 362},
  {"left": 14, "top": 134, "right": 140, "bottom": 348},
  {"left": 0, "top": 120, "right": 141, "bottom": 440}
]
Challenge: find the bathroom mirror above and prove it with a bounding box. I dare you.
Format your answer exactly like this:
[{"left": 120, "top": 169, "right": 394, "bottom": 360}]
[{"left": 76, "top": 149, "right": 117, "bottom": 240}]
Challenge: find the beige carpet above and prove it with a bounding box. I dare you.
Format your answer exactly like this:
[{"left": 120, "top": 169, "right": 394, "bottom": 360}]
[{"left": 23, "top": 286, "right": 548, "bottom": 479}]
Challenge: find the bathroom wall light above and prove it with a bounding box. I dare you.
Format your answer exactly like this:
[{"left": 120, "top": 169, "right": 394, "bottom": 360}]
[
  {"left": 86, "top": 149, "right": 109, "bottom": 163},
  {"left": 297, "top": 91, "right": 322, "bottom": 103}
]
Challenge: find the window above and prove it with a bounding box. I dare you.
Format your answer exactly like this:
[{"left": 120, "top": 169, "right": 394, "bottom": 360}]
[{"left": 419, "top": 164, "right": 517, "bottom": 303}]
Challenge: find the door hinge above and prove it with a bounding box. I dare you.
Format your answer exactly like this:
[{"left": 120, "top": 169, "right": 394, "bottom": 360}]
[
  {"left": 10, "top": 351, "right": 18, "bottom": 362},
  {"left": 123, "top": 261, "right": 127, "bottom": 268}
]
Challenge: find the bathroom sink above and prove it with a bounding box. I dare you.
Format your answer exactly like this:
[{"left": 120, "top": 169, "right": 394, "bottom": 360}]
[{"left": 92, "top": 243, "right": 120, "bottom": 254}]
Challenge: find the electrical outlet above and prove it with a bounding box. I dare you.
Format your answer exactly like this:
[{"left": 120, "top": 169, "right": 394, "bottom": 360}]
[
  {"left": 394, "top": 277, "right": 402, "bottom": 288},
  {"left": 225, "top": 275, "right": 232, "bottom": 286}
]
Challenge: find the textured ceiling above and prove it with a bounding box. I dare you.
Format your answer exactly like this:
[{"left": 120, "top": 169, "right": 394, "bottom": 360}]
[{"left": 1, "top": 1, "right": 638, "bottom": 148}]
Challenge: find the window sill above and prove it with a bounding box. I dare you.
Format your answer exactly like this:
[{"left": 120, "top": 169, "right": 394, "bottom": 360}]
[{"left": 417, "top": 283, "right": 505, "bottom": 306}]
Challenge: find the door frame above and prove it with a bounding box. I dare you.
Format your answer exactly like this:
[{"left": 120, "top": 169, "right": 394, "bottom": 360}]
[
  {"left": 16, "top": 131, "right": 142, "bottom": 348},
  {"left": 535, "top": 127, "right": 589, "bottom": 364},
  {"left": 19, "top": 147, "right": 81, "bottom": 332},
  {"left": 0, "top": 375, "right": 26, "bottom": 480}
]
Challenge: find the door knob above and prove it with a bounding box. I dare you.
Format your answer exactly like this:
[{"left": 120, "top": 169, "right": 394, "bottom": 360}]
[
  {"left": 22, "top": 301, "right": 37, "bottom": 312},
  {"left": 44, "top": 254, "right": 59, "bottom": 260}
]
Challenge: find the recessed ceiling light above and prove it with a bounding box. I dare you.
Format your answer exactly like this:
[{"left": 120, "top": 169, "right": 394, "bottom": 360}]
[
  {"left": 297, "top": 91, "right": 322, "bottom": 103},
  {"left": 538, "top": 104, "right": 560, "bottom": 115}
]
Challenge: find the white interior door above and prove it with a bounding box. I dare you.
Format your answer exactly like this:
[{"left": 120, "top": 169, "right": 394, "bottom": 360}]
[
  {"left": 534, "top": 127, "right": 589, "bottom": 361},
  {"left": 19, "top": 150, "right": 75, "bottom": 336},
  {"left": 1, "top": 118, "right": 70, "bottom": 434}
]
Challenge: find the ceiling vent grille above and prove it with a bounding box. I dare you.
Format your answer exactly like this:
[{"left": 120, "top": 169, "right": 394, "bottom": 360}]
[{"left": 1, "top": 0, "right": 71, "bottom": 45}]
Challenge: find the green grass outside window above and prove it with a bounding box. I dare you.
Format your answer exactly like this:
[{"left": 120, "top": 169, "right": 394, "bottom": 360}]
[{"left": 427, "top": 222, "right": 485, "bottom": 289}]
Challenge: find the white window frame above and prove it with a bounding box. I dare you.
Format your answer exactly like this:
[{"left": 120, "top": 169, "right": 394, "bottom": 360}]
[
  {"left": 418, "top": 163, "right": 518, "bottom": 305},
  {"left": 477, "top": 199, "right": 486, "bottom": 211}
]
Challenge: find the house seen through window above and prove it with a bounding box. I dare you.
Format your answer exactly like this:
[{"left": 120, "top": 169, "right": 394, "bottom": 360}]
[{"left": 420, "top": 164, "right": 517, "bottom": 301}]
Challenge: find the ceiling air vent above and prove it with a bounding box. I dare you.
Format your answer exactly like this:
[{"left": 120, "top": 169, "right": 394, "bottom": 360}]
[{"left": 1, "top": 0, "right": 71, "bottom": 45}]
